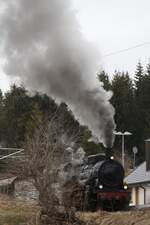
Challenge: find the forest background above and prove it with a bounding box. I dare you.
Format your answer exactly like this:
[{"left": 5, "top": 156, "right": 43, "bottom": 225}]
[{"left": 0, "top": 61, "right": 149, "bottom": 166}]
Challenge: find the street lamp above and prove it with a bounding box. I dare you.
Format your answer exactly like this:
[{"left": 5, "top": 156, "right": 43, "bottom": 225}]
[{"left": 113, "top": 131, "right": 132, "bottom": 168}]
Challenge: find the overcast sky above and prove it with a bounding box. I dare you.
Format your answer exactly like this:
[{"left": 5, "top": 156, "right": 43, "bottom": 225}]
[
  {"left": 73, "top": 0, "right": 150, "bottom": 74},
  {"left": 0, "top": 0, "right": 150, "bottom": 92}
]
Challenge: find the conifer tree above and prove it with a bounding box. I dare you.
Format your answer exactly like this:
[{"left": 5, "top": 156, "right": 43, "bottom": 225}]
[
  {"left": 133, "top": 61, "right": 148, "bottom": 158},
  {"left": 111, "top": 71, "right": 134, "bottom": 154},
  {"left": 97, "top": 70, "right": 111, "bottom": 91},
  {"left": 134, "top": 61, "right": 144, "bottom": 90},
  {"left": 111, "top": 71, "right": 134, "bottom": 132}
]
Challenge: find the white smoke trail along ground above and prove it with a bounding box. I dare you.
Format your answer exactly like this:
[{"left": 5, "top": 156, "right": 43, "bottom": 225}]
[{"left": 0, "top": 0, "right": 115, "bottom": 147}]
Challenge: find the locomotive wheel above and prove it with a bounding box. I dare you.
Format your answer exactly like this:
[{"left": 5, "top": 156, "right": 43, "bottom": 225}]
[{"left": 99, "top": 199, "right": 130, "bottom": 211}]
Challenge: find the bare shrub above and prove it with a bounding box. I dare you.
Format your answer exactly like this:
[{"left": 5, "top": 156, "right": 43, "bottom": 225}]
[{"left": 25, "top": 113, "right": 85, "bottom": 225}]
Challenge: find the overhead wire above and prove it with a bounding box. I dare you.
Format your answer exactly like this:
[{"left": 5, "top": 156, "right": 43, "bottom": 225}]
[{"left": 103, "top": 41, "right": 150, "bottom": 57}]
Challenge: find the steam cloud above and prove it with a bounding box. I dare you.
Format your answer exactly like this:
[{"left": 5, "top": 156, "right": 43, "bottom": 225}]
[
  {"left": 56, "top": 146, "right": 85, "bottom": 207},
  {"left": 0, "top": 0, "right": 115, "bottom": 147}
]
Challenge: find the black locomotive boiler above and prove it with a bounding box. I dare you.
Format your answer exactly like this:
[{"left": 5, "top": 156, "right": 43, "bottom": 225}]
[{"left": 79, "top": 148, "right": 131, "bottom": 211}]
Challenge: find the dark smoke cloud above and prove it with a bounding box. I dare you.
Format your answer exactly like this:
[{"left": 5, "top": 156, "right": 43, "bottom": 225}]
[{"left": 0, "top": 0, "right": 115, "bottom": 147}]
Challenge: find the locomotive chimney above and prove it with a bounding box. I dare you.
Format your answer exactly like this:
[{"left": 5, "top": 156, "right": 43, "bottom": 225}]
[
  {"left": 106, "top": 147, "right": 113, "bottom": 160},
  {"left": 145, "top": 139, "right": 150, "bottom": 171}
]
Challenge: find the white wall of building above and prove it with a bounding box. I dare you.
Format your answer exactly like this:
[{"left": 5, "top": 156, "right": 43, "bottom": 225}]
[
  {"left": 138, "top": 187, "right": 144, "bottom": 205},
  {"left": 130, "top": 186, "right": 144, "bottom": 206},
  {"left": 145, "top": 186, "right": 150, "bottom": 204},
  {"left": 131, "top": 187, "right": 136, "bottom": 206},
  {"left": 131, "top": 185, "right": 150, "bottom": 206}
]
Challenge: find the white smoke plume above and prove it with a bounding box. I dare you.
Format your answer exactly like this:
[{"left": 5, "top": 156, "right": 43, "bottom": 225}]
[
  {"left": 0, "top": 0, "right": 115, "bottom": 147},
  {"left": 56, "top": 147, "right": 85, "bottom": 206}
]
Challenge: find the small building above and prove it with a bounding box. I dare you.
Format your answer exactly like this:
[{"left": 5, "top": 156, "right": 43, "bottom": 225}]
[{"left": 125, "top": 139, "right": 150, "bottom": 206}]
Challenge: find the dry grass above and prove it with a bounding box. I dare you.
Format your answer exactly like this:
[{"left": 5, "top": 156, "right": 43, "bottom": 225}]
[
  {"left": 78, "top": 209, "right": 150, "bottom": 225},
  {"left": 0, "top": 194, "right": 39, "bottom": 225},
  {"left": 0, "top": 193, "right": 150, "bottom": 225},
  {"left": 77, "top": 211, "right": 109, "bottom": 225}
]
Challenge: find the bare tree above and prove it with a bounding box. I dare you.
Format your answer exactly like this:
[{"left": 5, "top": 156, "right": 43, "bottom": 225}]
[{"left": 25, "top": 113, "right": 85, "bottom": 225}]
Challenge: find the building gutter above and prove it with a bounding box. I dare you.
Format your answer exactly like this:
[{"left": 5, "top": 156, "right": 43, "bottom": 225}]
[{"left": 127, "top": 180, "right": 150, "bottom": 187}]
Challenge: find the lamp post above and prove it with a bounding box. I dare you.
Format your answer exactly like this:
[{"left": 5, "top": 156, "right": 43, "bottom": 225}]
[{"left": 114, "top": 131, "right": 132, "bottom": 168}]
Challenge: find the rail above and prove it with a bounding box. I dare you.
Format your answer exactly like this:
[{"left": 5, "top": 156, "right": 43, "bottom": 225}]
[{"left": 0, "top": 148, "right": 24, "bottom": 160}]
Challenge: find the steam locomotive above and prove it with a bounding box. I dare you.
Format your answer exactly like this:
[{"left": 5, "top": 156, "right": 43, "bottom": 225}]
[{"left": 77, "top": 148, "right": 131, "bottom": 211}]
